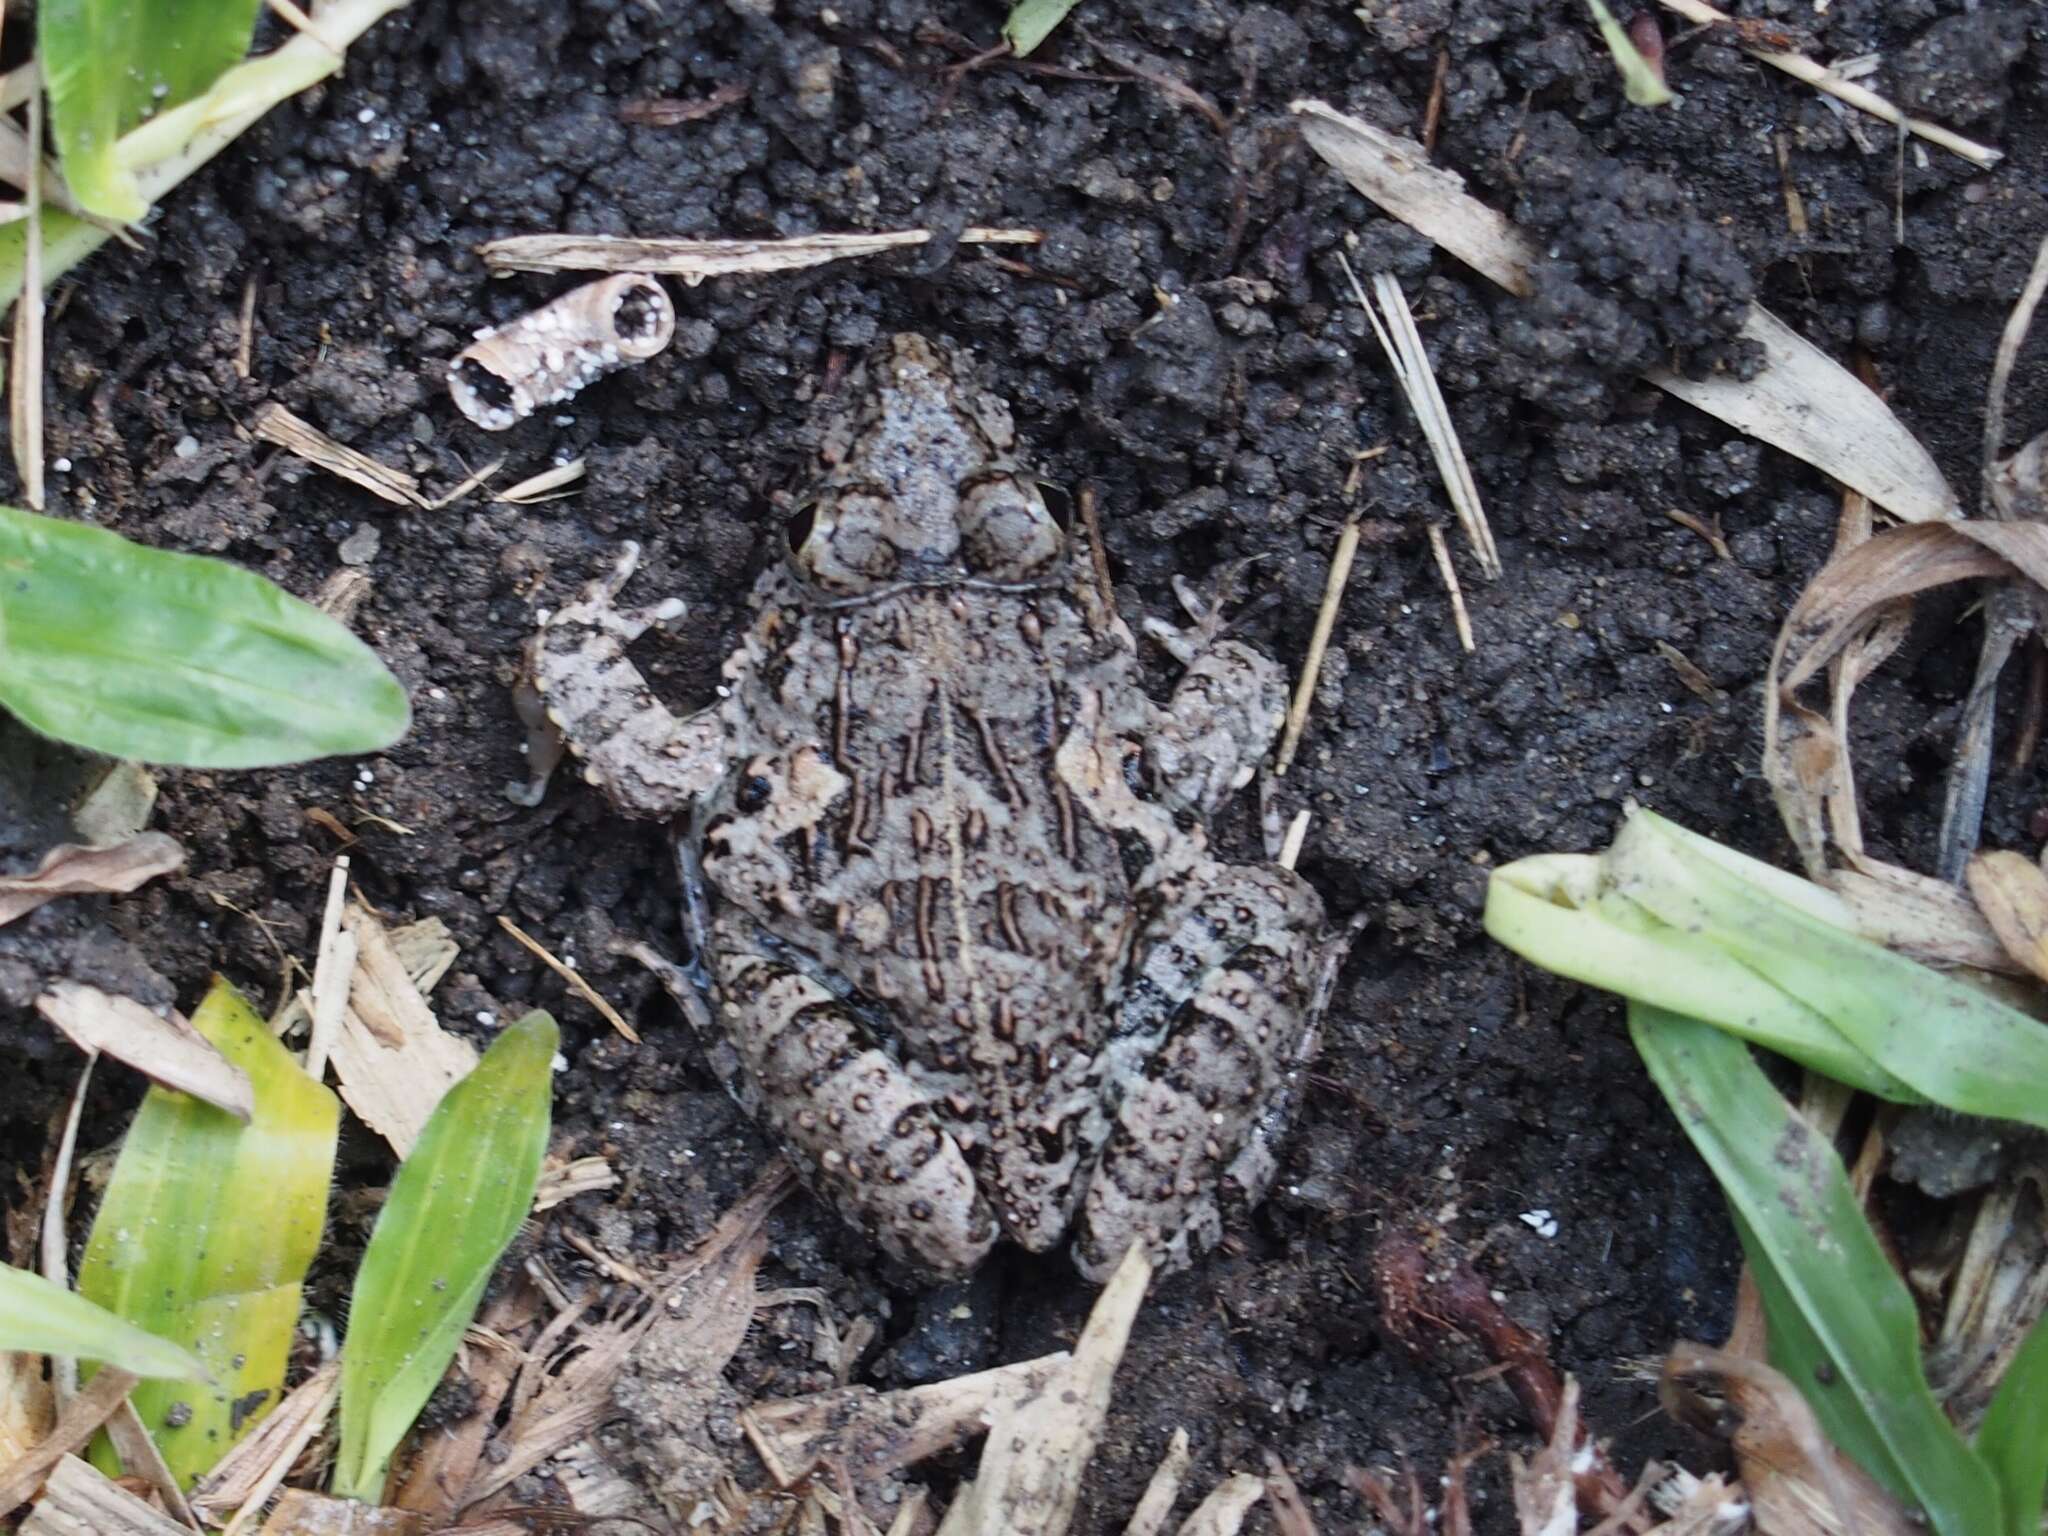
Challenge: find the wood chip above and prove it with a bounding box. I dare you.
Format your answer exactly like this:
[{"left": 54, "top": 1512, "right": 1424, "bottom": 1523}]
[
  {"left": 252, "top": 402, "right": 425, "bottom": 507},
  {"left": 303, "top": 859, "right": 355, "bottom": 1079},
  {"left": 478, "top": 227, "right": 1043, "bottom": 283},
  {"left": 1121, "top": 1430, "right": 1192, "bottom": 1536},
  {"left": 1655, "top": 0, "right": 2001, "bottom": 170},
  {"left": 0, "top": 834, "right": 184, "bottom": 928},
  {"left": 35, "top": 983, "right": 252, "bottom": 1120},
  {"left": 1291, "top": 100, "right": 1960, "bottom": 526},
  {"left": 934, "top": 1243, "right": 1153, "bottom": 1536},
  {"left": 20, "top": 1453, "right": 188, "bottom": 1536},
  {"left": 533, "top": 1154, "right": 619, "bottom": 1211},
  {"left": 0, "top": 1368, "right": 137, "bottom": 1518},
  {"left": 315, "top": 906, "right": 475, "bottom": 1158},
  {"left": 191, "top": 1361, "right": 338, "bottom": 1534},
  {"left": 450, "top": 274, "right": 674, "bottom": 431},
  {"left": 1964, "top": 850, "right": 2048, "bottom": 984},
  {"left": 497, "top": 915, "right": 639, "bottom": 1042},
  {"left": 747, "top": 1353, "right": 1067, "bottom": 1491},
  {"left": 100, "top": 1401, "right": 197, "bottom": 1532},
  {"left": 1173, "top": 1474, "right": 1266, "bottom": 1536}
]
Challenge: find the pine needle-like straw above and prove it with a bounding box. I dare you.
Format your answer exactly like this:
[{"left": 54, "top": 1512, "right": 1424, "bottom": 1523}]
[{"left": 1339, "top": 254, "right": 1500, "bottom": 580}]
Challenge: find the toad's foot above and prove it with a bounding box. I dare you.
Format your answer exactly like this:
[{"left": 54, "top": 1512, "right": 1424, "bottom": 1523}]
[
  {"left": 1142, "top": 568, "right": 1288, "bottom": 821},
  {"left": 511, "top": 542, "right": 726, "bottom": 818},
  {"left": 1073, "top": 859, "right": 1330, "bottom": 1280}
]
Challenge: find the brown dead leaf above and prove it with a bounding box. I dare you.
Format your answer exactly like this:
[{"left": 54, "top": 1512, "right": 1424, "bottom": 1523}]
[
  {"left": 1967, "top": 850, "right": 2048, "bottom": 983},
  {"left": 35, "top": 983, "right": 253, "bottom": 1119},
  {"left": 1765, "top": 520, "right": 2048, "bottom": 878},
  {"left": 0, "top": 834, "right": 184, "bottom": 927},
  {"left": 1661, "top": 1343, "right": 1917, "bottom": 1536}
]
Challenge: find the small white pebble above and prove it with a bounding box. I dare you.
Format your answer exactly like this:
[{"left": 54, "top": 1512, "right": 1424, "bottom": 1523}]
[
  {"left": 1519, "top": 1209, "right": 1560, "bottom": 1239},
  {"left": 551, "top": 414, "right": 576, "bottom": 427},
  {"left": 476, "top": 1010, "right": 496, "bottom": 1026},
  {"left": 535, "top": 607, "right": 552, "bottom": 624},
  {"left": 51, "top": 456, "right": 71, "bottom": 473},
  {"left": 356, "top": 106, "right": 377, "bottom": 124},
  {"left": 173, "top": 434, "right": 199, "bottom": 459},
  {"left": 428, "top": 686, "right": 446, "bottom": 700},
  {"left": 551, "top": 1052, "right": 569, "bottom": 1073}
]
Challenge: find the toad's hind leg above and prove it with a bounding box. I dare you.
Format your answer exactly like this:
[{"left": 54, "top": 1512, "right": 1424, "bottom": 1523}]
[
  {"left": 1074, "top": 861, "right": 1333, "bottom": 1281},
  {"left": 710, "top": 923, "right": 999, "bottom": 1277}
]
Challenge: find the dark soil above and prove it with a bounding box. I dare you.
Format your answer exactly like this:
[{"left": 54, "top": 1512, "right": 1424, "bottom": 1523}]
[{"left": 4, "top": 0, "right": 2046, "bottom": 1530}]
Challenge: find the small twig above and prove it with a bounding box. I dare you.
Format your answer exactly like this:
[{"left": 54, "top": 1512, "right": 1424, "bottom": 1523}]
[
  {"left": 1772, "top": 133, "right": 1807, "bottom": 238},
  {"left": 253, "top": 401, "right": 425, "bottom": 507},
  {"left": 1661, "top": 506, "right": 1730, "bottom": 560},
  {"left": 234, "top": 275, "right": 257, "bottom": 379},
  {"left": 1276, "top": 810, "right": 1311, "bottom": 873},
  {"left": 1427, "top": 524, "right": 1475, "bottom": 654},
  {"left": 497, "top": 915, "right": 641, "bottom": 1044},
  {"left": 304, "top": 856, "right": 354, "bottom": 1080},
  {"left": 619, "top": 81, "right": 748, "bottom": 125},
  {"left": 1420, "top": 48, "right": 1450, "bottom": 153},
  {"left": 1276, "top": 515, "right": 1362, "bottom": 776},
  {"left": 1655, "top": 0, "right": 2001, "bottom": 169}
]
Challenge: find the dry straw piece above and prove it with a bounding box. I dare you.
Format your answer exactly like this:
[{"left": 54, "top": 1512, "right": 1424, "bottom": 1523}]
[{"left": 450, "top": 272, "right": 676, "bottom": 431}]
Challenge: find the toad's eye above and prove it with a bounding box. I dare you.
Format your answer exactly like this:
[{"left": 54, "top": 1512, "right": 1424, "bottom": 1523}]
[{"left": 785, "top": 502, "right": 819, "bottom": 553}]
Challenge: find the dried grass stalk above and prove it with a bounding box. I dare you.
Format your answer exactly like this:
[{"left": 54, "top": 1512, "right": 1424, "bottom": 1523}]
[
  {"left": 450, "top": 274, "right": 675, "bottom": 431},
  {"left": 478, "top": 226, "right": 1043, "bottom": 281},
  {"left": 19, "top": 1453, "right": 188, "bottom": 1536},
  {"left": 252, "top": 403, "right": 424, "bottom": 507}
]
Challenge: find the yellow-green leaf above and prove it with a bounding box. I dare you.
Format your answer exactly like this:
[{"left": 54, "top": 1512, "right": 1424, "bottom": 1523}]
[
  {"left": 1003, "top": 0, "right": 1081, "bottom": 57},
  {"left": 78, "top": 977, "right": 338, "bottom": 1488},
  {"left": 333, "top": 1010, "right": 558, "bottom": 1503}
]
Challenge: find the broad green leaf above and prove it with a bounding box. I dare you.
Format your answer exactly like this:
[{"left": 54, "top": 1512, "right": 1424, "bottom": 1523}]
[
  {"left": 334, "top": 1010, "right": 558, "bottom": 1503},
  {"left": 1630, "top": 1003, "right": 2003, "bottom": 1536},
  {"left": 78, "top": 977, "right": 338, "bottom": 1488},
  {"left": 1003, "top": 0, "right": 1080, "bottom": 57},
  {"left": 0, "top": 1263, "right": 204, "bottom": 1379},
  {"left": 40, "top": 0, "right": 265, "bottom": 222},
  {"left": 0, "top": 503, "right": 410, "bottom": 768},
  {"left": 1977, "top": 1311, "right": 2048, "bottom": 1536}
]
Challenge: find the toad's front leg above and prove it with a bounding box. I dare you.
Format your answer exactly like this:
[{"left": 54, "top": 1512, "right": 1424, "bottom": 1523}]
[
  {"left": 705, "top": 912, "right": 1000, "bottom": 1277},
  {"left": 1142, "top": 573, "right": 1289, "bottom": 821},
  {"left": 511, "top": 542, "right": 727, "bottom": 817}
]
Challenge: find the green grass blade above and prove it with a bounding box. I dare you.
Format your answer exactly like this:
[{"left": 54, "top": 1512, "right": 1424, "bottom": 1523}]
[
  {"left": 77, "top": 977, "right": 338, "bottom": 1487},
  {"left": 0, "top": 503, "right": 410, "bottom": 767},
  {"left": 1484, "top": 857, "right": 1915, "bottom": 1096},
  {"left": 1003, "top": 0, "right": 1080, "bottom": 56},
  {"left": 1584, "top": 0, "right": 1672, "bottom": 107},
  {"left": 1620, "top": 813, "right": 2048, "bottom": 1130},
  {"left": 39, "top": 0, "right": 265, "bottom": 222},
  {"left": 1629, "top": 1002, "right": 2003, "bottom": 1535},
  {"left": 0, "top": 1264, "right": 204, "bottom": 1378},
  {"left": 1976, "top": 1310, "right": 2048, "bottom": 1536},
  {"left": 334, "top": 1010, "right": 558, "bottom": 1503}
]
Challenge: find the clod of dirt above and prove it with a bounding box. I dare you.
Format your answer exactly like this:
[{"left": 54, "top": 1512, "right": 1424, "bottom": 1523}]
[
  {"left": 1469, "top": 113, "right": 1761, "bottom": 419},
  {"left": 1893, "top": 9, "right": 2032, "bottom": 126}
]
